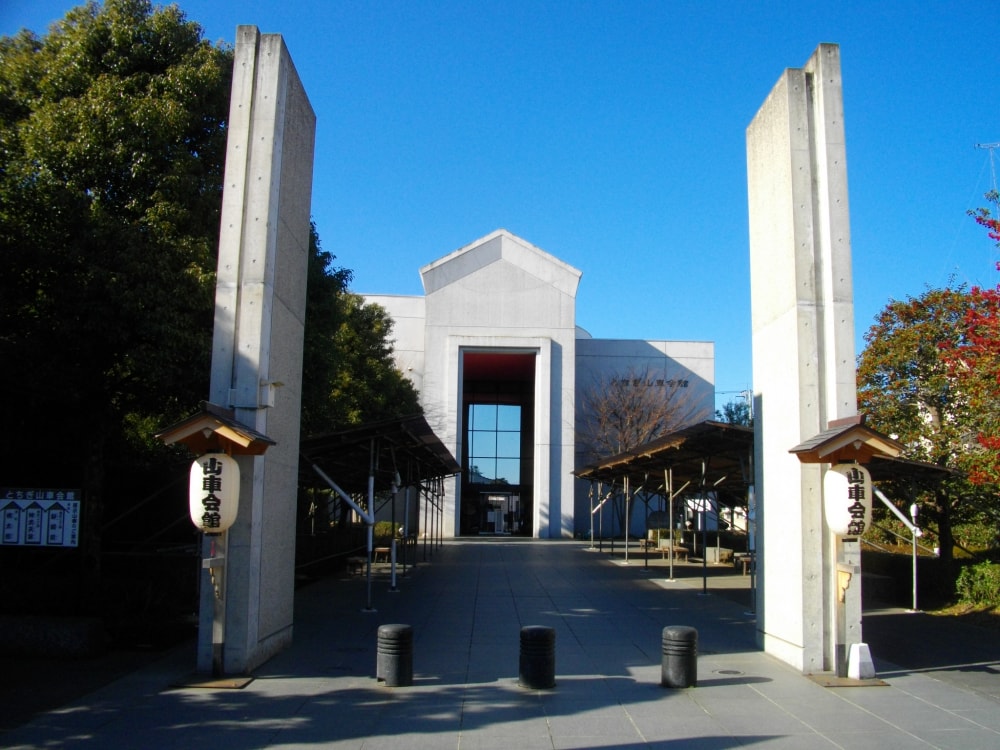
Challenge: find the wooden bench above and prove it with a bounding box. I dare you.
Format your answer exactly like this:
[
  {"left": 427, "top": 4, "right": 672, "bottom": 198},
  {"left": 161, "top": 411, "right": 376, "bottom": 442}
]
[
  {"left": 346, "top": 556, "right": 366, "bottom": 575},
  {"left": 641, "top": 539, "right": 689, "bottom": 561},
  {"left": 663, "top": 545, "right": 689, "bottom": 562},
  {"left": 373, "top": 546, "right": 391, "bottom": 564}
]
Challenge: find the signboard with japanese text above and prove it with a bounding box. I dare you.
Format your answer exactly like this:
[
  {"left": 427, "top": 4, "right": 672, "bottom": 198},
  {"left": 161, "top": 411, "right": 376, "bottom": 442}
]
[{"left": 0, "top": 488, "right": 81, "bottom": 547}]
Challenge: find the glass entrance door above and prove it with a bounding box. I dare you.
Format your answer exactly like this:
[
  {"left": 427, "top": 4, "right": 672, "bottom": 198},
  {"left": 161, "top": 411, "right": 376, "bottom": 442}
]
[{"left": 480, "top": 493, "right": 520, "bottom": 535}]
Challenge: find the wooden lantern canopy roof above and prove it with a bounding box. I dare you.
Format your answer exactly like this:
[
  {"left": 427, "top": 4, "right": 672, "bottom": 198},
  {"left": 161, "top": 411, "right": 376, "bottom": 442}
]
[
  {"left": 790, "top": 415, "right": 902, "bottom": 465},
  {"left": 154, "top": 401, "right": 276, "bottom": 456}
]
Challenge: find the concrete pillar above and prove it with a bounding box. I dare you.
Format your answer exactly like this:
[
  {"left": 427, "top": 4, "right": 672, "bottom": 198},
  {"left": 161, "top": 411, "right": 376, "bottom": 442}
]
[
  {"left": 746, "top": 44, "right": 860, "bottom": 674},
  {"left": 201, "top": 26, "right": 315, "bottom": 674}
]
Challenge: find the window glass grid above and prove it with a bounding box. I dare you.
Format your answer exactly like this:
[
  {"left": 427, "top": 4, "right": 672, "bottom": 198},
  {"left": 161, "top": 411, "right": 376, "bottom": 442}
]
[{"left": 468, "top": 403, "right": 521, "bottom": 485}]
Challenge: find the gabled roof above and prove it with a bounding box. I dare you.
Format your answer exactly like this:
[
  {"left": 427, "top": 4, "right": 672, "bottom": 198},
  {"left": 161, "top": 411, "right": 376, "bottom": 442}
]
[
  {"left": 154, "top": 401, "right": 276, "bottom": 455},
  {"left": 420, "top": 229, "right": 581, "bottom": 297},
  {"left": 790, "top": 415, "right": 902, "bottom": 464}
]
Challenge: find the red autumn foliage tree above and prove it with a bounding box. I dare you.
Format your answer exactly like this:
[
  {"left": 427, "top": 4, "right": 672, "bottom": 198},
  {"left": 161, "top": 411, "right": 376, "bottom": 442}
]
[
  {"left": 968, "top": 189, "right": 1000, "bottom": 247},
  {"left": 858, "top": 193, "right": 1000, "bottom": 569},
  {"left": 940, "top": 194, "right": 1000, "bottom": 486}
]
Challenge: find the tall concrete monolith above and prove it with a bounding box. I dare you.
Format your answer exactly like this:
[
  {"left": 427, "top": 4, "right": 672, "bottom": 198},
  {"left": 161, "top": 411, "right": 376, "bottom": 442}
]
[
  {"left": 747, "top": 44, "right": 862, "bottom": 674},
  {"left": 199, "top": 26, "right": 315, "bottom": 674}
]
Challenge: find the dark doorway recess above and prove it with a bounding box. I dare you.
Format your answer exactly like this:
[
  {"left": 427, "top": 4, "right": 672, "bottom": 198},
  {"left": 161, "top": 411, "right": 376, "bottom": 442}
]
[{"left": 461, "top": 351, "right": 535, "bottom": 536}]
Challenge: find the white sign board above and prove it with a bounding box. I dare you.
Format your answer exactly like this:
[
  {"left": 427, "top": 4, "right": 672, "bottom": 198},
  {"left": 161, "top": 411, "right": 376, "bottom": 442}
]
[{"left": 1, "top": 488, "right": 81, "bottom": 547}]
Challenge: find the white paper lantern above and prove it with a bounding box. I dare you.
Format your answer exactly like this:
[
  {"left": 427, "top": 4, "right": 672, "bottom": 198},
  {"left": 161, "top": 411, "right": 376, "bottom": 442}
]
[
  {"left": 823, "top": 464, "right": 872, "bottom": 538},
  {"left": 189, "top": 454, "right": 240, "bottom": 534}
]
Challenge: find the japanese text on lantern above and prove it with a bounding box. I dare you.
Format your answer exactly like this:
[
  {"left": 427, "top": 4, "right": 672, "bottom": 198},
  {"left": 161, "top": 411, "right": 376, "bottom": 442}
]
[
  {"left": 845, "top": 467, "right": 867, "bottom": 537},
  {"left": 188, "top": 453, "right": 238, "bottom": 533},
  {"left": 198, "top": 457, "right": 225, "bottom": 530}
]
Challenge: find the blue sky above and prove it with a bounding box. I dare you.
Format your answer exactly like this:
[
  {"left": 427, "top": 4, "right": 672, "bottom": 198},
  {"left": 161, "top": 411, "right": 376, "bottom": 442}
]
[{"left": 4, "top": 1, "right": 998, "bottom": 411}]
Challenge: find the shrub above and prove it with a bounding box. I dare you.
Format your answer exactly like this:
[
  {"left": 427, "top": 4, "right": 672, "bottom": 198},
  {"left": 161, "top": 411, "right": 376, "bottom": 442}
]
[
  {"left": 955, "top": 562, "right": 1000, "bottom": 606},
  {"left": 373, "top": 521, "right": 400, "bottom": 543},
  {"left": 953, "top": 524, "right": 999, "bottom": 552}
]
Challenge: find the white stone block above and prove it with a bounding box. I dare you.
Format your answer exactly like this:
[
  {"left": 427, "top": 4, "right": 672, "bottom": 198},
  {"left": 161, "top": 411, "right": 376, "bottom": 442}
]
[{"left": 847, "top": 642, "right": 876, "bottom": 680}]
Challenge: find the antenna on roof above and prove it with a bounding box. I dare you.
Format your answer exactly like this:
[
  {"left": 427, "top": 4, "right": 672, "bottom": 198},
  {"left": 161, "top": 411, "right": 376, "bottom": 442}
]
[{"left": 976, "top": 142, "right": 1000, "bottom": 199}]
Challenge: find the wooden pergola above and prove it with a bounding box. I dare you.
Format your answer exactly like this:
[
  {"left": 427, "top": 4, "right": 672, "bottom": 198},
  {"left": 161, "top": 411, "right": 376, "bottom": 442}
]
[
  {"left": 298, "top": 414, "right": 460, "bottom": 609},
  {"left": 299, "top": 414, "right": 460, "bottom": 495},
  {"left": 575, "top": 420, "right": 755, "bottom": 579},
  {"left": 576, "top": 420, "right": 754, "bottom": 499}
]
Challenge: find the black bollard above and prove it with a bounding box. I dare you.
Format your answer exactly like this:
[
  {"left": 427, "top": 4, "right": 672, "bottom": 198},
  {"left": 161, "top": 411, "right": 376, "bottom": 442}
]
[
  {"left": 376, "top": 623, "right": 413, "bottom": 687},
  {"left": 519, "top": 625, "right": 556, "bottom": 689},
  {"left": 661, "top": 625, "right": 697, "bottom": 688}
]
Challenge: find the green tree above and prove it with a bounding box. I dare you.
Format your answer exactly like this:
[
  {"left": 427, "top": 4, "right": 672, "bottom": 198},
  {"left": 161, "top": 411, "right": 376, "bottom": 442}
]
[
  {"left": 300, "top": 225, "right": 421, "bottom": 436},
  {"left": 0, "top": 2, "right": 419, "bottom": 612},
  {"left": 716, "top": 398, "right": 752, "bottom": 427},
  {"left": 857, "top": 285, "right": 996, "bottom": 570},
  {"left": 1, "top": 0, "right": 232, "bottom": 455},
  {"left": 0, "top": 0, "right": 232, "bottom": 601}
]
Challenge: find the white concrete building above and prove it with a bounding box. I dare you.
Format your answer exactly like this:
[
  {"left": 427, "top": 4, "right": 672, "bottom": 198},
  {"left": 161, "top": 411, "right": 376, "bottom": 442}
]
[{"left": 365, "top": 229, "right": 714, "bottom": 538}]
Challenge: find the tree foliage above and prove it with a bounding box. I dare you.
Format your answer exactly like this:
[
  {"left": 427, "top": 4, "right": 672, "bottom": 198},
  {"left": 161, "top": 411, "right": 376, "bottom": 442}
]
[
  {"left": 300, "top": 226, "right": 421, "bottom": 437},
  {"left": 716, "top": 398, "right": 752, "bottom": 427},
  {"left": 858, "top": 285, "right": 974, "bottom": 467},
  {"left": 0, "top": 1, "right": 420, "bottom": 594},
  {"left": 857, "top": 283, "right": 1000, "bottom": 568},
  {"left": 968, "top": 190, "right": 1000, "bottom": 246},
  {"left": 942, "top": 287, "right": 1000, "bottom": 485},
  {"left": 577, "top": 365, "right": 710, "bottom": 463},
  {"left": 0, "top": 0, "right": 233, "bottom": 487},
  {"left": 941, "top": 193, "right": 1000, "bottom": 486},
  {"left": 0, "top": 0, "right": 233, "bottom": 608}
]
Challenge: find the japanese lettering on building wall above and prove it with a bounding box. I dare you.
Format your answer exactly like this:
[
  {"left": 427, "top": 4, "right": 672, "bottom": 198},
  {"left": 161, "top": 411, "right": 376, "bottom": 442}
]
[
  {"left": 188, "top": 454, "right": 240, "bottom": 534},
  {"left": 823, "top": 464, "right": 872, "bottom": 538},
  {"left": 0, "top": 488, "right": 81, "bottom": 547}
]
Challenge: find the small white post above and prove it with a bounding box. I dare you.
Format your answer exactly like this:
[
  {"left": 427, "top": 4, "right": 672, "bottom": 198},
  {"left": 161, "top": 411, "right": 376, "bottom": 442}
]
[
  {"left": 847, "top": 642, "right": 876, "bottom": 680},
  {"left": 389, "top": 538, "right": 398, "bottom": 592},
  {"left": 910, "top": 503, "right": 920, "bottom": 612}
]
